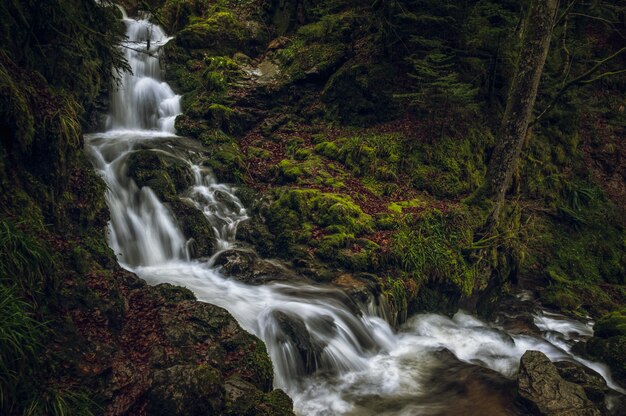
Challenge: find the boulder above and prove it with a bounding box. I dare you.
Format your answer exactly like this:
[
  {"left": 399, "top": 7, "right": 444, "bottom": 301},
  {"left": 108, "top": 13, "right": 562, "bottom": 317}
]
[
  {"left": 167, "top": 198, "right": 216, "bottom": 258},
  {"left": 224, "top": 376, "right": 294, "bottom": 416},
  {"left": 517, "top": 350, "right": 600, "bottom": 415},
  {"left": 213, "top": 248, "right": 297, "bottom": 285},
  {"left": 273, "top": 310, "right": 327, "bottom": 375},
  {"left": 554, "top": 361, "right": 609, "bottom": 405},
  {"left": 584, "top": 335, "right": 626, "bottom": 388},
  {"left": 126, "top": 150, "right": 193, "bottom": 199},
  {"left": 148, "top": 364, "right": 224, "bottom": 415}
]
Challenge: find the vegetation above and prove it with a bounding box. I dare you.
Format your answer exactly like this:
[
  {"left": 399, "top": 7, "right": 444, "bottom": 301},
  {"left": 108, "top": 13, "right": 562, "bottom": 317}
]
[{"left": 1, "top": 0, "right": 626, "bottom": 413}]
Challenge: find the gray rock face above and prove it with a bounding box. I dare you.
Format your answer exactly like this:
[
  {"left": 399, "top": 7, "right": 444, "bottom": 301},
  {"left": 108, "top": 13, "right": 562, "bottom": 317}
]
[{"left": 517, "top": 350, "right": 601, "bottom": 415}]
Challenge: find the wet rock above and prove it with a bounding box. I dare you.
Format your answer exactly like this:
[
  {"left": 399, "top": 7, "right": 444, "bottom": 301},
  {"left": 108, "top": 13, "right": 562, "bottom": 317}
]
[
  {"left": 272, "top": 310, "right": 326, "bottom": 375},
  {"left": 148, "top": 364, "right": 224, "bottom": 415},
  {"left": 167, "top": 198, "right": 216, "bottom": 258},
  {"left": 213, "top": 248, "right": 297, "bottom": 285},
  {"left": 517, "top": 350, "right": 600, "bottom": 415},
  {"left": 554, "top": 361, "right": 609, "bottom": 405},
  {"left": 583, "top": 336, "right": 626, "bottom": 388},
  {"left": 126, "top": 150, "right": 193, "bottom": 199},
  {"left": 225, "top": 376, "right": 294, "bottom": 416},
  {"left": 332, "top": 273, "right": 381, "bottom": 304}
]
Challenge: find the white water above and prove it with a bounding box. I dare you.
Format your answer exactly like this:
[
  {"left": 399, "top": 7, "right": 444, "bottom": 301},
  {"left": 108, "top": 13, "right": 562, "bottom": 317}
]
[{"left": 87, "top": 10, "right": 622, "bottom": 415}]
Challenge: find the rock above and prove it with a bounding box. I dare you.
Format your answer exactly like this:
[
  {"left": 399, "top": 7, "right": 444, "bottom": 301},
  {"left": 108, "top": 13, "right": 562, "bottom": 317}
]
[
  {"left": 158, "top": 298, "right": 275, "bottom": 392},
  {"left": 272, "top": 310, "right": 327, "bottom": 375},
  {"left": 584, "top": 335, "right": 626, "bottom": 388},
  {"left": 224, "top": 376, "right": 294, "bottom": 416},
  {"left": 167, "top": 198, "right": 216, "bottom": 258},
  {"left": 554, "top": 361, "right": 608, "bottom": 405},
  {"left": 517, "top": 350, "right": 600, "bottom": 415},
  {"left": 213, "top": 248, "right": 297, "bottom": 285},
  {"left": 126, "top": 150, "right": 193, "bottom": 199},
  {"left": 148, "top": 364, "right": 224, "bottom": 415},
  {"left": 594, "top": 309, "right": 626, "bottom": 338},
  {"left": 332, "top": 273, "right": 381, "bottom": 304}
]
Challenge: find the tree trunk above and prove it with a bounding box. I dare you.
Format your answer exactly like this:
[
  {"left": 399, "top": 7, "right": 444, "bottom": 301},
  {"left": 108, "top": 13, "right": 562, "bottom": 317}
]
[{"left": 483, "top": 0, "right": 559, "bottom": 221}]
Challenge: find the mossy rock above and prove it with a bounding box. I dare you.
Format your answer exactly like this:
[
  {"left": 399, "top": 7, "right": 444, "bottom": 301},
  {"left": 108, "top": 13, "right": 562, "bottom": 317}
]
[
  {"left": 126, "top": 150, "right": 193, "bottom": 199},
  {"left": 174, "top": 114, "right": 210, "bottom": 138},
  {"left": 202, "top": 142, "right": 244, "bottom": 182},
  {"left": 224, "top": 376, "right": 294, "bottom": 416},
  {"left": 167, "top": 198, "right": 216, "bottom": 258},
  {"left": 280, "top": 41, "right": 348, "bottom": 83},
  {"left": 158, "top": 0, "right": 212, "bottom": 33},
  {"left": 322, "top": 63, "right": 396, "bottom": 124},
  {"left": 584, "top": 336, "right": 626, "bottom": 387},
  {"left": 176, "top": 12, "right": 244, "bottom": 52},
  {"left": 268, "top": 188, "right": 373, "bottom": 235},
  {"left": 594, "top": 309, "right": 626, "bottom": 338},
  {"left": 148, "top": 364, "right": 224, "bottom": 415}
]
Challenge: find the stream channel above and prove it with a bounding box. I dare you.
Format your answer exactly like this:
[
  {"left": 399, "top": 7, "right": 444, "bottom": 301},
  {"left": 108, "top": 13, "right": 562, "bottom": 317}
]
[{"left": 86, "top": 9, "right": 623, "bottom": 415}]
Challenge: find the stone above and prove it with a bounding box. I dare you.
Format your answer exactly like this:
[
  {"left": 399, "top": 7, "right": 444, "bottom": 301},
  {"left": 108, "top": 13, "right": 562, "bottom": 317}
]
[
  {"left": 517, "top": 350, "right": 600, "bottom": 415},
  {"left": 213, "top": 248, "right": 297, "bottom": 285},
  {"left": 554, "top": 361, "right": 608, "bottom": 405},
  {"left": 148, "top": 364, "right": 224, "bottom": 415},
  {"left": 272, "top": 310, "right": 326, "bottom": 375}
]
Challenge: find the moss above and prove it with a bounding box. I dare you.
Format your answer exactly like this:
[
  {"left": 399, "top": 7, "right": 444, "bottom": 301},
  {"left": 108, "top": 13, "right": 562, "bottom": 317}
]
[
  {"left": 541, "top": 284, "right": 582, "bottom": 311},
  {"left": 275, "top": 159, "right": 308, "bottom": 183},
  {"left": 167, "top": 198, "right": 215, "bottom": 258},
  {"left": 388, "top": 198, "right": 425, "bottom": 214},
  {"left": 265, "top": 188, "right": 373, "bottom": 258},
  {"left": 127, "top": 151, "right": 192, "bottom": 199},
  {"left": 175, "top": 114, "right": 210, "bottom": 138},
  {"left": 240, "top": 341, "right": 274, "bottom": 392},
  {"left": 259, "top": 389, "right": 293, "bottom": 415},
  {"left": 585, "top": 336, "right": 626, "bottom": 386},
  {"left": 176, "top": 12, "right": 245, "bottom": 53},
  {"left": 594, "top": 309, "right": 626, "bottom": 338},
  {"left": 278, "top": 41, "right": 348, "bottom": 83},
  {"left": 314, "top": 141, "right": 340, "bottom": 159},
  {"left": 247, "top": 146, "right": 271, "bottom": 159},
  {"left": 322, "top": 63, "right": 397, "bottom": 124},
  {"left": 202, "top": 142, "right": 244, "bottom": 182}
]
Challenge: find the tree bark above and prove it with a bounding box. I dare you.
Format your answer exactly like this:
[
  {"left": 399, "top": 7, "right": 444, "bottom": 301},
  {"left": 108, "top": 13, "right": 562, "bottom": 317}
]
[{"left": 483, "top": 0, "right": 559, "bottom": 221}]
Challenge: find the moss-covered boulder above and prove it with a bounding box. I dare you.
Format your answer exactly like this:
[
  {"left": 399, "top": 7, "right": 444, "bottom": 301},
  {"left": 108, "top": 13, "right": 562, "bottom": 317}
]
[
  {"left": 278, "top": 40, "right": 348, "bottom": 84},
  {"left": 176, "top": 12, "right": 246, "bottom": 52},
  {"left": 148, "top": 364, "right": 224, "bottom": 415},
  {"left": 579, "top": 336, "right": 626, "bottom": 388},
  {"left": 594, "top": 309, "right": 626, "bottom": 339},
  {"left": 213, "top": 248, "right": 300, "bottom": 285},
  {"left": 224, "top": 376, "right": 294, "bottom": 416},
  {"left": 322, "top": 63, "right": 396, "bottom": 124},
  {"left": 126, "top": 150, "right": 193, "bottom": 199},
  {"left": 167, "top": 198, "right": 216, "bottom": 257}
]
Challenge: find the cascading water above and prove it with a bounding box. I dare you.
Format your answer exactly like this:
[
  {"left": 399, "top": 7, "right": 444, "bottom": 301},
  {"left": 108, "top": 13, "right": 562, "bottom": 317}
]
[{"left": 87, "top": 9, "right": 623, "bottom": 415}]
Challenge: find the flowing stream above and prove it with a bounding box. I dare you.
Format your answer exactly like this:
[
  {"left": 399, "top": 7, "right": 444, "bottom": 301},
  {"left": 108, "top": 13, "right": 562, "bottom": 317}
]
[{"left": 86, "top": 11, "right": 622, "bottom": 415}]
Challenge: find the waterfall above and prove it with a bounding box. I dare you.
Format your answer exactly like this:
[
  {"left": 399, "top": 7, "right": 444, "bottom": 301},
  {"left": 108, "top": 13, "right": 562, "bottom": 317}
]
[
  {"left": 107, "top": 13, "right": 180, "bottom": 132},
  {"left": 86, "top": 9, "right": 623, "bottom": 415}
]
